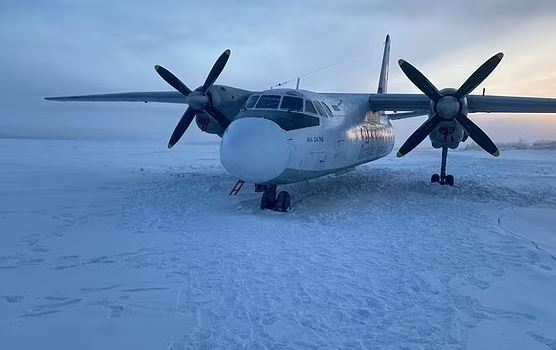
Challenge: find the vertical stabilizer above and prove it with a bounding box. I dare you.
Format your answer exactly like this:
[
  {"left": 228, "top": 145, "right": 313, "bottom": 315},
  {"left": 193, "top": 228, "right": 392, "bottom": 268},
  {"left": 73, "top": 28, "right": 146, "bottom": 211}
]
[{"left": 377, "top": 35, "right": 390, "bottom": 94}]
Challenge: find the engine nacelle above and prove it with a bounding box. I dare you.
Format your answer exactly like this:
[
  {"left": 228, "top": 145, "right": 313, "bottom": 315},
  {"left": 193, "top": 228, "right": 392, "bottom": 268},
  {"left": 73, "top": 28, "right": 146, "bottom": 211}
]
[
  {"left": 429, "top": 119, "right": 464, "bottom": 149},
  {"left": 427, "top": 88, "right": 468, "bottom": 149},
  {"left": 195, "top": 113, "right": 224, "bottom": 136},
  {"left": 195, "top": 85, "right": 253, "bottom": 136}
]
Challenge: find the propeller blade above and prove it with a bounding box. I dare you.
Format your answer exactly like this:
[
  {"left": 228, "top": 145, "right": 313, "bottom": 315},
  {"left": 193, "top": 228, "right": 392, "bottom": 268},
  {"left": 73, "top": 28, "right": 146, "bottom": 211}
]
[
  {"left": 202, "top": 49, "right": 231, "bottom": 93},
  {"left": 454, "top": 114, "right": 499, "bottom": 156},
  {"left": 398, "top": 59, "right": 442, "bottom": 102},
  {"left": 154, "top": 65, "right": 191, "bottom": 96},
  {"left": 454, "top": 53, "right": 504, "bottom": 99},
  {"left": 168, "top": 107, "right": 197, "bottom": 149},
  {"left": 397, "top": 115, "right": 442, "bottom": 157}
]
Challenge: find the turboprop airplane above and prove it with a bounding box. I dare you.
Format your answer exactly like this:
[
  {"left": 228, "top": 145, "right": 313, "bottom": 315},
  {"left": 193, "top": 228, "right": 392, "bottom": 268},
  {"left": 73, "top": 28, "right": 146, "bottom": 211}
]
[{"left": 46, "top": 35, "right": 556, "bottom": 212}]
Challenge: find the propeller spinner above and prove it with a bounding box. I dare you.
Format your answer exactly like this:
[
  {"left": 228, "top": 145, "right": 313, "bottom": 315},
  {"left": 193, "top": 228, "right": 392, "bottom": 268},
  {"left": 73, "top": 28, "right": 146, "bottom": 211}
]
[
  {"left": 397, "top": 53, "right": 503, "bottom": 157},
  {"left": 155, "top": 49, "right": 232, "bottom": 149}
]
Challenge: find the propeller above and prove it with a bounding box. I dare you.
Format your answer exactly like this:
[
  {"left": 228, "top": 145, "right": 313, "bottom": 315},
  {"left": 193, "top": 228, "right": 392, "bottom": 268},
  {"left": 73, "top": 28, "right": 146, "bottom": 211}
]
[
  {"left": 155, "top": 49, "right": 232, "bottom": 149},
  {"left": 397, "top": 53, "right": 503, "bottom": 157}
]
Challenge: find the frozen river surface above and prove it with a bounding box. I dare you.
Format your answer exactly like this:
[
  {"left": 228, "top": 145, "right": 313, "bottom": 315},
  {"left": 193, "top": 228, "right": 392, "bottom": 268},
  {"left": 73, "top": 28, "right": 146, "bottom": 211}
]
[{"left": 1, "top": 139, "right": 555, "bottom": 349}]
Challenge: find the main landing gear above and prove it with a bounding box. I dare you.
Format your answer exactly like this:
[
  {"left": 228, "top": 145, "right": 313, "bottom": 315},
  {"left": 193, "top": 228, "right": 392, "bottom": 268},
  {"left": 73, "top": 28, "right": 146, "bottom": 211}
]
[
  {"left": 431, "top": 146, "right": 454, "bottom": 186},
  {"left": 259, "top": 185, "right": 291, "bottom": 212}
]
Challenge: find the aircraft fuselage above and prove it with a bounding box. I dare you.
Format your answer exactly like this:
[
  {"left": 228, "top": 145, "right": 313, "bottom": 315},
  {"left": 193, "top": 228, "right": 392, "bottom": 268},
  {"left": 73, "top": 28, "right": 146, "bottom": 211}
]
[{"left": 219, "top": 89, "right": 394, "bottom": 185}]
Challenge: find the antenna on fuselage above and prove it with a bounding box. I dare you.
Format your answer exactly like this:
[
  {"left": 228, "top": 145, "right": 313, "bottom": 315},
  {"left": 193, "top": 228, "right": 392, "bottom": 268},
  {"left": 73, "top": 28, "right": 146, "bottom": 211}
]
[
  {"left": 296, "top": 78, "right": 300, "bottom": 90},
  {"left": 268, "top": 40, "right": 384, "bottom": 90}
]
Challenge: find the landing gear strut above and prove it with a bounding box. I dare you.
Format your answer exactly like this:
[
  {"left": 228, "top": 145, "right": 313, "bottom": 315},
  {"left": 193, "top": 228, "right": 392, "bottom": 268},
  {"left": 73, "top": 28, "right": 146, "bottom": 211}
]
[
  {"left": 259, "top": 185, "right": 290, "bottom": 212},
  {"left": 431, "top": 146, "right": 454, "bottom": 186}
]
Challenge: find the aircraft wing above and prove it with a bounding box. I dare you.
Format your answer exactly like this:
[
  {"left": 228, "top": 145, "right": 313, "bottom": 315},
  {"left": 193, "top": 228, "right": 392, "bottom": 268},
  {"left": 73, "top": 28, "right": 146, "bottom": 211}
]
[
  {"left": 45, "top": 91, "right": 187, "bottom": 104},
  {"left": 467, "top": 95, "right": 556, "bottom": 113},
  {"left": 370, "top": 93, "right": 556, "bottom": 119}
]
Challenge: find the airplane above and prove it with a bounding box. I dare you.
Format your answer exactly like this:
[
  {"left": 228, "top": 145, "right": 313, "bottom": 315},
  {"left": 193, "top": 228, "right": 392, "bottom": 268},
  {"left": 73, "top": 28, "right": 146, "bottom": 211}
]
[{"left": 46, "top": 35, "right": 556, "bottom": 212}]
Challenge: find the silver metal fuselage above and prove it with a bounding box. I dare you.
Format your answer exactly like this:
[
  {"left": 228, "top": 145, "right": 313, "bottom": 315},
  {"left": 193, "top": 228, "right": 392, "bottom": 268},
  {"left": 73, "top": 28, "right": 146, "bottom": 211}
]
[{"left": 219, "top": 89, "right": 394, "bottom": 185}]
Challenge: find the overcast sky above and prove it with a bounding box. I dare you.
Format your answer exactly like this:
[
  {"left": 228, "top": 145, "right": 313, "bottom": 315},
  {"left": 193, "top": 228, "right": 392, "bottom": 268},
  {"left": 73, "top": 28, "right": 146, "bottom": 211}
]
[{"left": 1, "top": 0, "right": 556, "bottom": 144}]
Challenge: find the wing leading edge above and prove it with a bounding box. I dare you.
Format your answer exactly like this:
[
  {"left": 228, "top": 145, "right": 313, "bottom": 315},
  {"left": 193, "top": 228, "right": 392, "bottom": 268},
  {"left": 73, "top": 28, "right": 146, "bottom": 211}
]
[
  {"left": 45, "top": 91, "right": 186, "bottom": 104},
  {"left": 45, "top": 91, "right": 556, "bottom": 116}
]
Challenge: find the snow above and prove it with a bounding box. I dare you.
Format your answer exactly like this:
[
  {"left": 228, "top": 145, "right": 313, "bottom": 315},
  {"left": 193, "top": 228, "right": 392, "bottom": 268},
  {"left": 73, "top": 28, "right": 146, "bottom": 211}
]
[{"left": 0, "top": 138, "right": 555, "bottom": 350}]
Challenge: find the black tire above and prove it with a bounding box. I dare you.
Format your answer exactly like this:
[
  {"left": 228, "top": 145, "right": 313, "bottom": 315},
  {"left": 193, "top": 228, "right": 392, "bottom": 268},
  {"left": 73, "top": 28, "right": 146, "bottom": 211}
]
[
  {"left": 431, "top": 174, "right": 440, "bottom": 183},
  {"left": 275, "top": 191, "right": 291, "bottom": 212},
  {"left": 445, "top": 175, "right": 454, "bottom": 187},
  {"left": 260, "top": 191, "right": 276, "bottom": 210}
]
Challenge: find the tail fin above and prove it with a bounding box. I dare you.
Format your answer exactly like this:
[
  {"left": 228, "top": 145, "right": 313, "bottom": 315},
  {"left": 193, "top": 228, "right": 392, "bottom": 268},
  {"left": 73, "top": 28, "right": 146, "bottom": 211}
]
[{"left": 377, "top": 34, "right": 390, "bottom": 94}]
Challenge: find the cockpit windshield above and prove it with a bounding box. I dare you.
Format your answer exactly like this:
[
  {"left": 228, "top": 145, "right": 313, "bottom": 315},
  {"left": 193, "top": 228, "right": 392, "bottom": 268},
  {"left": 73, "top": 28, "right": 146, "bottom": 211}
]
[
  {"left": 242, "top": 91, "right": 332, "bottom": 119},
  {"left": 255, "top": 95, "right": 281, "bottom": 109},
  {"left": 244, "top": 95, "right": 259, "bottom": 109},
  {"left": 237, "top": 92, "right": 320, "bottom": 131},
  {"left": 280, "top": 96, "right": 303, "bottom": 112}
]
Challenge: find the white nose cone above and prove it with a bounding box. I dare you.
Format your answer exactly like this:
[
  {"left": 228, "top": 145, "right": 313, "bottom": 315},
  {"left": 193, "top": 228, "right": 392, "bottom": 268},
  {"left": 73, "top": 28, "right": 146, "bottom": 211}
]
[{"left": 220, "top": 117, "right": 289, "bottom": 183}]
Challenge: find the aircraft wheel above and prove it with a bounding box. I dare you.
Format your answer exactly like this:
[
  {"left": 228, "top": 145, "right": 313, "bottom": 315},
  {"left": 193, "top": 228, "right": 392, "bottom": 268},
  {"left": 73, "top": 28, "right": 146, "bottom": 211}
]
[
  {"left": 275, "top": 191, "right": 291, "bottom": 212},
  {"left": 431, "top": 174, "right": 440, "bottom": 183},
  {"left": 445, "top": 175, "right": 454, "bottom": 187}
]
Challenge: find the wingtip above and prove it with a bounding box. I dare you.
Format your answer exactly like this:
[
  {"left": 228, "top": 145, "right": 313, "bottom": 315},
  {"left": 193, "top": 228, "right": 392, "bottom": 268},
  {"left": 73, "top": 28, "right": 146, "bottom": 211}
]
[
  {"left": 496, "top": 52, "right": 504, "bottom": 60},
  {"left": 224, "top": 49, "right": 231, "bottom": 56},
  {"left": 493, "top": 150, "right": 500, "bottom": 157},
  {"left": 398, "top": 59, "right": 406, "bottom": 66},
  {"left": 396, "top": 151, "right": 404, "bottom": 158},
  {"left": 167, "top": 143, "right": 174, "bottom": 149},
  {"left": 154, "top": 64, "right": 161, "bottom": 71},
  {"left": 385, "top": 34, "right": 390, "bottom": 43}
]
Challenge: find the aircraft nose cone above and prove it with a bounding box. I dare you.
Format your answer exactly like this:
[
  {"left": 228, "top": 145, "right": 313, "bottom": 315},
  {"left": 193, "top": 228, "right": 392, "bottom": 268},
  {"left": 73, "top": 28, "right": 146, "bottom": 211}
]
[{"left": 220, "top": 117, "right": 289, "bottom": 183}]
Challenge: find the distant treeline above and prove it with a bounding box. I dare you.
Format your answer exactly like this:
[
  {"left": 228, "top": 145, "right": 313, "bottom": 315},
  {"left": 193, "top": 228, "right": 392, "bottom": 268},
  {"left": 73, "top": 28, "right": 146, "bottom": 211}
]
[{"left": 463, "top": 140, "right": 556, "bottom": 151}]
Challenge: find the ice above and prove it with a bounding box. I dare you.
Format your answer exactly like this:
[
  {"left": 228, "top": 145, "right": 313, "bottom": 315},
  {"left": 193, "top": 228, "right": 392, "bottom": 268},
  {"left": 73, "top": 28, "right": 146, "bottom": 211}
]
[{"left": 0, "top": 138, "right": 555, "bottom": 349}]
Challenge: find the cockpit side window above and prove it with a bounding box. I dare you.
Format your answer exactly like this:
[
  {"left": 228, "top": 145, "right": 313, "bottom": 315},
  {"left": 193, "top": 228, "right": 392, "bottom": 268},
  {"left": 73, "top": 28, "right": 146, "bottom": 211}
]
[
  {"left": 255, "top": 95, "right": 281, "bottom": 109},
  {"left": 280, "top": 96, "right": 304, "bottom": 112},
  {"left": 321, "top": 102, "right": 334, "bottom": 118},
  {"left": 305, "top": 100, "right": 317, "bottom": 114},
  {"left": 244, "top": 95, "right": 260, "bottom": 109},
  {"left": 313, "top": 101, "right": 327, "bottom": 117}
]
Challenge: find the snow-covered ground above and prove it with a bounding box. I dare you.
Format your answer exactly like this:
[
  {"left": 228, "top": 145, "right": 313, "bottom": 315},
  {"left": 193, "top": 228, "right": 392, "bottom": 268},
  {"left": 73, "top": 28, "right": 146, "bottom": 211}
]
[{"left": 1, "top": 138, "right": 555, "bottom": 350}]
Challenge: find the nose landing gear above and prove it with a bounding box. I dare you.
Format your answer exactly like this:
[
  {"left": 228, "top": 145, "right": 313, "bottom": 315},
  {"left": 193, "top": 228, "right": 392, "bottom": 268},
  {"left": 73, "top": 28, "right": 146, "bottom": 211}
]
[
  {"left": 431, "top": 146, "right": 454, "bottom": 186},
  {"left": 259, "top": 185, "right": 291, "bottom": 212}
]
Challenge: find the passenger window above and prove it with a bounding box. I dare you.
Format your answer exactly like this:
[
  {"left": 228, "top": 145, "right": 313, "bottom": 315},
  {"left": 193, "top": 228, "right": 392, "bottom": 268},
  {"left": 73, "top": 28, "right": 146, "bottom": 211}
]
[
  {"left": 280, "top": 96, "right": 304, "bottom": 112},
  {"left": 255, "top": 95, "right": 281, "bottom": 109},
  {"left": 313, "top": 101, "right": 327, "bottom": 117},
  {"left": 321, "top": 102, "right": 334, "bottom": 118},
  {"left": 244, "top": 95, "right": 259, "bottom": 109},
  {"left": 305, "top": 100, "right": 317, "bottom": 114}
]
